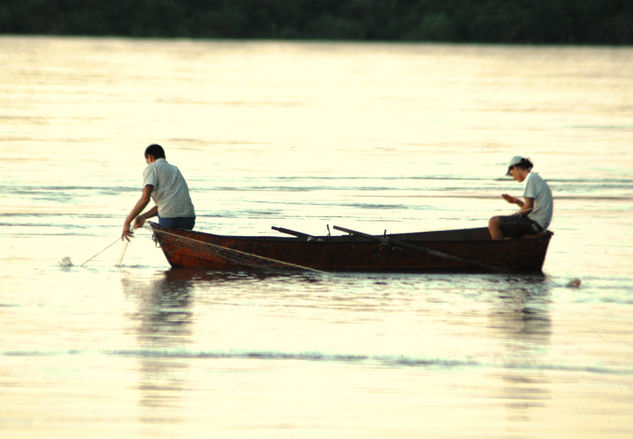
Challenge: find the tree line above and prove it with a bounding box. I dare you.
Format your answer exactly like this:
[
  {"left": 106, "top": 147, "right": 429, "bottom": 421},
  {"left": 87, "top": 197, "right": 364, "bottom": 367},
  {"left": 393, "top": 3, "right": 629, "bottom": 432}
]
[{"left": 1, "top": 0, "right": 631, "bottom": 44}]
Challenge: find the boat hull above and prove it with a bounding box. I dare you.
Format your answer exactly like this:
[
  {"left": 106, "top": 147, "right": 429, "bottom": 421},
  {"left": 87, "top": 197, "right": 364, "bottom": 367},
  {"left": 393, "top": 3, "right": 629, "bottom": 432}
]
[{"left": 148, "top": 223, "right": 552, "bottom": 274}]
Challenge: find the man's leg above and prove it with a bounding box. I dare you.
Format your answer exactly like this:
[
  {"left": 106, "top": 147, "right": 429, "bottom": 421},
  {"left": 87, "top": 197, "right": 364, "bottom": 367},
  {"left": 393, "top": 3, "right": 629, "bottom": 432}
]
[{"left": 488, "top": 216, "right": 504, "bottom": 240}]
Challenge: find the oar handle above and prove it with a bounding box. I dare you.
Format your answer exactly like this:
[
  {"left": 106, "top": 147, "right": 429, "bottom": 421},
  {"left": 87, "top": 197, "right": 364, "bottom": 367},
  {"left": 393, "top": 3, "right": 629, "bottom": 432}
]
[
  {"left": 333, "top": 225, "right": 368, "bottom": 237},
  {"left": 272, "top": 226, "right": 315, "bottom": 240}
]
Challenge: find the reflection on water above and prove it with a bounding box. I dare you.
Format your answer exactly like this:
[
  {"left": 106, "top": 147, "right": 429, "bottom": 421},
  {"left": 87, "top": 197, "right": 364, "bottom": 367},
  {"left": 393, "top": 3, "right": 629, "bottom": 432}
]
[
  {"left": 489, "top": 276, "right": 552, "bottom": 424},
  {"left": 490, "top": 276, "right": 552, "bottom": 342},
  {"left": 122, "top": 272, "right": 194, "bottom": 419}
]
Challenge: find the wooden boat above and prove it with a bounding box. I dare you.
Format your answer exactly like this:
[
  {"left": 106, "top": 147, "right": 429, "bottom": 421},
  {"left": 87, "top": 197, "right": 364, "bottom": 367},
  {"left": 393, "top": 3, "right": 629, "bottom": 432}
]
[{"left": 148, "top": 222, "right": 552, "bottom": 274}]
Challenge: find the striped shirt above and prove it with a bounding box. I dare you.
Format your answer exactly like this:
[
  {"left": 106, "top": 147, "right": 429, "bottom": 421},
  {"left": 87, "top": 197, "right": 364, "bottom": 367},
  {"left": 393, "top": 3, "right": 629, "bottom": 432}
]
[{"left": 143, "top": 158, "right": 195, "bottom": 218}]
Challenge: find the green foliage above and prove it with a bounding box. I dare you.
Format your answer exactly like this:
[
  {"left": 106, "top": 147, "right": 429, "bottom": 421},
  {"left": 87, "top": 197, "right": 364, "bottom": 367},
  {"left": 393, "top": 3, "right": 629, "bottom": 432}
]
[{"left": 1, "top": 0, "right": 631, "bottom": 44}]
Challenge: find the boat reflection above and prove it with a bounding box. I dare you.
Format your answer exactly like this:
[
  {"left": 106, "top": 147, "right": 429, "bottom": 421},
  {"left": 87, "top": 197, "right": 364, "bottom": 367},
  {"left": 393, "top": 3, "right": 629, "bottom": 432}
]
[{"left": 163, "top": 266, "right": 325, "bottom": 283}]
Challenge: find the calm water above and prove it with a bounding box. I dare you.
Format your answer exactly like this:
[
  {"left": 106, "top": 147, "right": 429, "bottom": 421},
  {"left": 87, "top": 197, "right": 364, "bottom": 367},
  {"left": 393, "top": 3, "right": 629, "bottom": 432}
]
[{"left": 1, "top": 36, "right": 633, "bottom": 438}]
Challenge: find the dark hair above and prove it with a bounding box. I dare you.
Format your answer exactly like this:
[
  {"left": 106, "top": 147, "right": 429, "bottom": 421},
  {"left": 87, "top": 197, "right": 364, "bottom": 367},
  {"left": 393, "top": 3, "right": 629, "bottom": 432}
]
[
  {"left": 508, "top": 158, "right": 534, "bottom": 175},
  {"left": 515, "top": 158, "right": 533, "bottom": 171},
  {"left": 145, "top": 144, "right": 165, "bottom": 159}
]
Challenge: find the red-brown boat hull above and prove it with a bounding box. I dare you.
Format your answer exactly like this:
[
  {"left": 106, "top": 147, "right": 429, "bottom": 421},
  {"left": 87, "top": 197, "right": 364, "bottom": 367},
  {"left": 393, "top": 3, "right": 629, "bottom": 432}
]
[{"left": 149, "top": 223, "right": 552, "bottom": 274}]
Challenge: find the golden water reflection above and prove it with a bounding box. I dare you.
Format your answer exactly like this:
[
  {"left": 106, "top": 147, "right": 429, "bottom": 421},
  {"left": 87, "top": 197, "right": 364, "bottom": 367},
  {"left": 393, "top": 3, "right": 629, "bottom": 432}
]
[
  {"left": 122, "top": 271, "right": 195, "bottom": 426},
  {"left": 488, "top": 277, "right": 552, "bottom": 427}
]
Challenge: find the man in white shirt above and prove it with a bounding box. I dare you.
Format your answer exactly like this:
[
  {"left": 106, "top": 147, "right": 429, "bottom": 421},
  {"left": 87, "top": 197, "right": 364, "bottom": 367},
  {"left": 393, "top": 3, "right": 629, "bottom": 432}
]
[
  {"left": 122, "top": 144, "right": 195, "bottom": 241},
  {"left": 488, "top": 156, "right": 553, "bottom": 240}
]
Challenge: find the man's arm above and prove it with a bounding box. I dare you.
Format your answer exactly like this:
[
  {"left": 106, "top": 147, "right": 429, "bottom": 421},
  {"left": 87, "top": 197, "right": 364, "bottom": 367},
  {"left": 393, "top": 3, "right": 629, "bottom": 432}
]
[
  {"left": 502, "top": 193, "right": 524, "bottom": 207},
  {"left": 122, "top": 185, "right": 154, "bottom": 241},
  {"left": 501, "top": 194, "right": 533, "bottom": 216},
  {"left": 133, "top": 205, "right": 158, "bottom": 229},
  {"left": 518, "top": 197, "right": 534, "bottom": 216}
]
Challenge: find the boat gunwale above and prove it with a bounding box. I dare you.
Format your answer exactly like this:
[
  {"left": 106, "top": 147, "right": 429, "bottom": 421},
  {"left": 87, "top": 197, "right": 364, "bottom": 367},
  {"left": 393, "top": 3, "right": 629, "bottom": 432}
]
[{"left": 149, "top": 222, "right": 552, "bottom": 245}]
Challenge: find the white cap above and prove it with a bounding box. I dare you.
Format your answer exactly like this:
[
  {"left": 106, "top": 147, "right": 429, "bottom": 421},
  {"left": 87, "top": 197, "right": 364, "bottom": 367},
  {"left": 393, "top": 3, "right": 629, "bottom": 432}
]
[{"left": 506, "top": 156, "right": 524, "bottom": 175}]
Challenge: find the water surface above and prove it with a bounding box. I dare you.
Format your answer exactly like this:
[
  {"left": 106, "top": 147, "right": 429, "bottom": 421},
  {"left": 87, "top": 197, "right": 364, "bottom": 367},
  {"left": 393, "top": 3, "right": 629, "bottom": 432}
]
[{"left": 1, "top": 37, "right": 633, "bottom": 438}]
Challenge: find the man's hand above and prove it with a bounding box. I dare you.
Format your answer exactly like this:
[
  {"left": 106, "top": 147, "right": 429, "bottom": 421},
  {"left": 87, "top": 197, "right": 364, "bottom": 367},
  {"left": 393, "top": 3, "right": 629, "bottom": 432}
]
[
  {"left": 133, "top": 215, "right": 146, "bottom": 229},
  {"left": 502, "top": 193, "right": 517, "bottom": 204},
  {"left": 122, "top": 222, "right": 134, "bottom": 241}
]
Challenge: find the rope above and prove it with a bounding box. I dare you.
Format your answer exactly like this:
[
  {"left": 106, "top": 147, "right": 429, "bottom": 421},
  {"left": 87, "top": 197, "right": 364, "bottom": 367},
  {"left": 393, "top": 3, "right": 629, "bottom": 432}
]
[
  {"left": 117, "top": 240, "right": 129, "bottom": 267},
  {"left": 146, "top": 225, "right": 326, "bottom": 274},
  {"left": 80, "top": 237, "right": 122, "bottom": 267}
]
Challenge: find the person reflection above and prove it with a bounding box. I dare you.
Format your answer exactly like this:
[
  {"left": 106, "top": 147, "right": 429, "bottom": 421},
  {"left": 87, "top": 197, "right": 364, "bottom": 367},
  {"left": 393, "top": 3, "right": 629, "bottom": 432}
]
[
  {"left": 122, "top": 269, "right": 195, "bottom": 416},
  {"left": 488, "top": 276, "right": 552, "bottom": 423}
]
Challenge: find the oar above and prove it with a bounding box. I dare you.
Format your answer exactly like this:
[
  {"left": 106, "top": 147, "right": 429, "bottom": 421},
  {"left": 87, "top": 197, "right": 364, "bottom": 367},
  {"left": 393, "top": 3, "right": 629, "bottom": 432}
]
[
  {"left": 272, "top": 226, "right": 320, "bottom": 241},
  {"left": 333, "top": 225, "right": 509, "bottom": 274}
]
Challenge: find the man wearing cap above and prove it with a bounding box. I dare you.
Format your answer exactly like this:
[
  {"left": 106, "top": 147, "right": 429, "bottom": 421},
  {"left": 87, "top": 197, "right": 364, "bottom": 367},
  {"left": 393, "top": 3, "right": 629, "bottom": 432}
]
[{"left": 488, "top": 156, "right": 553, "bottom": 240}]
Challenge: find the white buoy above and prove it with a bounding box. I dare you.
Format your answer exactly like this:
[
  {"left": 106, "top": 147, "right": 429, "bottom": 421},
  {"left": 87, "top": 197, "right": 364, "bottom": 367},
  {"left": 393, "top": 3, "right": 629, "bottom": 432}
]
[{"left": 59, "top": 257, "right": 73, "bottom": 267}]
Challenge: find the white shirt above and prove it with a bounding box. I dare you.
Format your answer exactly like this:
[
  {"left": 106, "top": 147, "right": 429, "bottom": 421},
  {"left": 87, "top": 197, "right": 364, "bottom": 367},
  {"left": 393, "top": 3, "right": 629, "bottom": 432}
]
[
  {"left": 524, "top": 172, "right": 553, "bottom": 229},
  {"left": 143, "top": 158, "right": 195, "bottom": 218}
]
